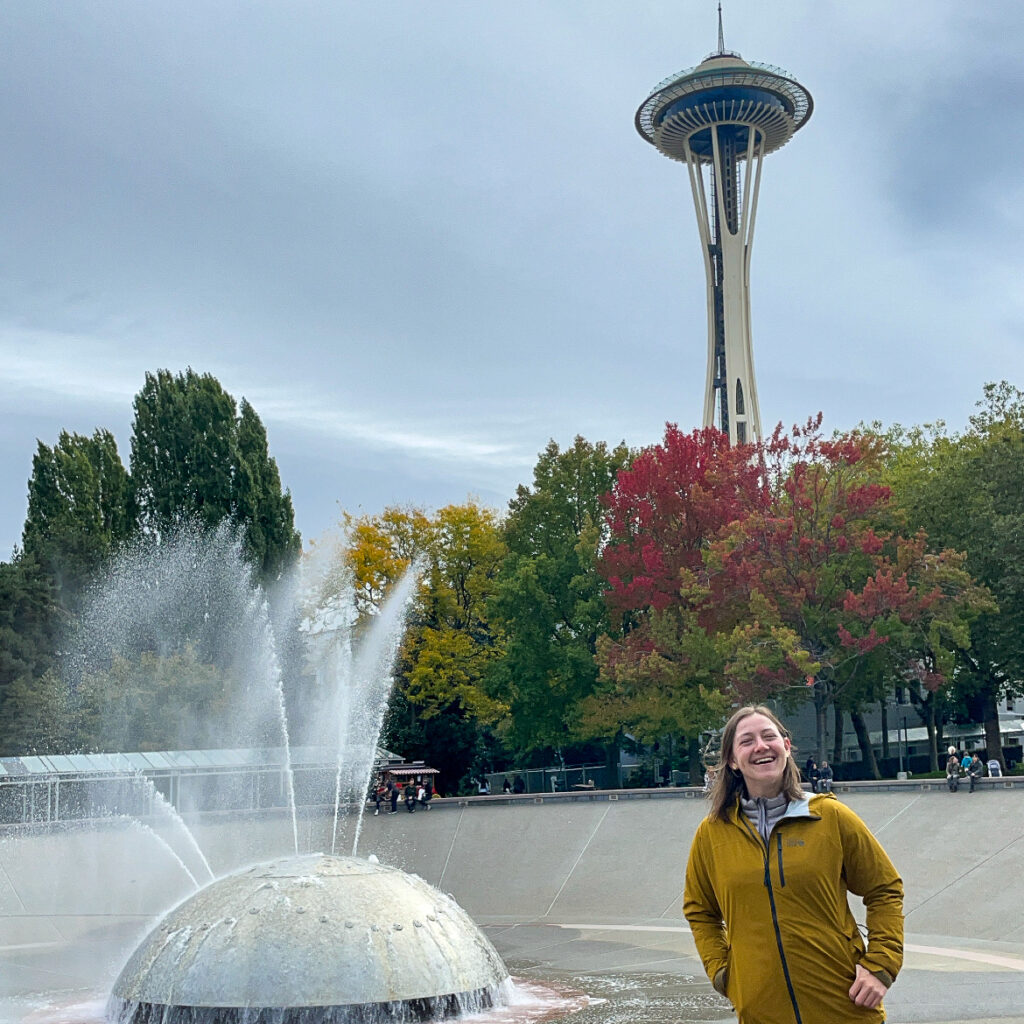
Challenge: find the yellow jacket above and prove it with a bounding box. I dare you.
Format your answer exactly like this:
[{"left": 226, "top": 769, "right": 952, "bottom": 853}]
[{"left": 683, "top": 793, "right": 903, "bottom": 1024}]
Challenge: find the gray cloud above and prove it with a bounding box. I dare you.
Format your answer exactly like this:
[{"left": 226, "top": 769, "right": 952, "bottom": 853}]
[{"left": 1, "top": 0, "right": 1022, "bottom": 558}]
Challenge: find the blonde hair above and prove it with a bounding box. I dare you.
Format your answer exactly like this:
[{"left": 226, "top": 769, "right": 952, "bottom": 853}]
[{"left": 707, "top": 705, "right": 805, "bottom": 821}]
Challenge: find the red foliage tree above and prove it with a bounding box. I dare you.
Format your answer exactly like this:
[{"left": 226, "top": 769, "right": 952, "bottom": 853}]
[
  {"left": 709, "top": 418, "right": 984, "bottom": 769},
  {"left": 601, "top": 424, "right": 765, "bottom": 618},
  {"left": 591, "top": 417, "right": 986, "bottom": 777},
  {"left": 586, "top": 425, "right": 765, "bottom": 765}
]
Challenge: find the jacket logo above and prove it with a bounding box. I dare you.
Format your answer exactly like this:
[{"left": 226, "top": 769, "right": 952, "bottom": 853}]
[{"left": 785, "top": 838, "right": 805, "bottom": 847}]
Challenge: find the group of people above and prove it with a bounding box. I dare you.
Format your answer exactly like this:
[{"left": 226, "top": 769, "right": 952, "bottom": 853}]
[
  {"left": 945, "top": 748, "right": 988, "bottom": 793},
  {"left": 372, "top": 777, "right": 434, "bottom": 814},
  {"left": 802, "top": 755, "right": 834, "bottom": 793}
]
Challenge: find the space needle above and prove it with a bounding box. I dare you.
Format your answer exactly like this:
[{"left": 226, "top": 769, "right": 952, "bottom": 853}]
[{"left": 635, "top": 6, "right": 812, "bottom": 444}]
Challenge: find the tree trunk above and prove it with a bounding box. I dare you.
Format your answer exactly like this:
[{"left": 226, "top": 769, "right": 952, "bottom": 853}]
[
  {"left": 880, "top": 703, "right": 890, "bottom": 759},
  {"left": 926, "top": 702, "right": 939, "bottom": 772},
  {"left": 605, "top": 740, "right": 620, "bottom": 788},
  {"left": 909, "top": 686, "right": 941, "bottom": 772},
  {"left": 831, "top": 704, "right": 843, "bottom": 764},
  {"left": 982, "top": 686, "right": 1005, "bottom": 772},
  {"left": 813, "top": 683, "right": 828, "bottom": 763},
  {"left": 689, "top": 735, "right": 703, "bottom": 786},
  {"left": 851, "top": 710, "right": 881, "bottom": 779}
]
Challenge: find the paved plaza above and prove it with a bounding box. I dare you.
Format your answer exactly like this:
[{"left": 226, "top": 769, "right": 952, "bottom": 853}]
[{"left": 2, "top": 786, "right": 1023, "bottom": 1023}]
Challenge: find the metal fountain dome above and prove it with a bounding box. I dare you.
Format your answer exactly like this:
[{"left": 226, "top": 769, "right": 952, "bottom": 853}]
[
  {"left": 110, "top": 853, "right": 510, "bottom": 1023},
  {"left": 634, "top": 9, "right": 813, "bottom": 163}
]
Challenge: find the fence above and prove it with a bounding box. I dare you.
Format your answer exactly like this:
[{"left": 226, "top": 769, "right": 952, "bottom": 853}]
[
  {"left": 485, "top": 764, "right": 612, "bottom": 795},
  {"left": 0, "top": 747, "right": 392, "bottom": 826}
]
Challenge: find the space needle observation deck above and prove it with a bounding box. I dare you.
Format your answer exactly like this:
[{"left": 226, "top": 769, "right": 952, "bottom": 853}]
[{"left": 635, "top": 8, "right": 812, "bottom": 444}]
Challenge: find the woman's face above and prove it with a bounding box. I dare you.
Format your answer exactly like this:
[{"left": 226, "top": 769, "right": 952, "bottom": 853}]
[{"left": 729, "top": 712, "right": 792, "bottom": 798}]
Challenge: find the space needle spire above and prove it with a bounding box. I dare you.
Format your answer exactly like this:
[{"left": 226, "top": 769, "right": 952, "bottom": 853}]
[{"left": 634, "top": 10, "right": 812, "bottom": 444}]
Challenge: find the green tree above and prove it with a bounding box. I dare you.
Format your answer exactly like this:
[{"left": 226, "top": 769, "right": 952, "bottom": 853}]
[
  {"left": 130, "top": 369, "right": 300, "bottom": 582},
  {"left": 236, "top": 400, "right": 302, "bottom": 580},
  {"left": 887, "top": 383, "right": 1024, "bottom": 769},
  {"left": 0, "top": 554, "right": 65, "bottom": 755},
  {"left": 487, "top": 436, "right": 630, "bottom": 757},
  {"left": 68, "top": 647, "right": 231, "bottom": 752},
  {"left": 339, "top": 501, "right": 508, "bottom": 792},
  {"left": 22, "top": 429, "right": 132, "bottom": 609},
  {"left": 406, "top": 502, "right": 507, "bottom": 722}
]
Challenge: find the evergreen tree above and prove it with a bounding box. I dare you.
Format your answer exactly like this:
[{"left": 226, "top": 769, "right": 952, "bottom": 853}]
[
  {"left": 130, "top": 369, "right": 300, "bottom": 582},
  {"left": 22, "top": 428, "right": 132, "bottom": 609},
  {"left": 236, "top": 399, "right": 301, "bottom": 580},
  {"left": 0, "top": 553, "right": 65, "bottom": 755}
]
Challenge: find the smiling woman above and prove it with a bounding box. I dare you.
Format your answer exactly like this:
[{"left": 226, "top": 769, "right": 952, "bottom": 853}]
[{"left": 684, "top": 705, "right": 904, "bottom": 1024}]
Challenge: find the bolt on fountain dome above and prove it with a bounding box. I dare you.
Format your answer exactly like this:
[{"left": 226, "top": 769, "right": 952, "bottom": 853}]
[{"left": 108, "top": 854, "right": 510, "bottom": 1024}]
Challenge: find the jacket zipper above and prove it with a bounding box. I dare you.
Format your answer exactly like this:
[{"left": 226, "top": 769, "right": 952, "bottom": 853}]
[{"left": 739, "top": 815, "right": 802, "bottom": 1024}]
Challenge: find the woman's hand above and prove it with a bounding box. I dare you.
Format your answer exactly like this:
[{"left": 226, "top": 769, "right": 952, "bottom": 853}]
[{"left": 849, "top": 964, "right": 887, "bottom": 1008}]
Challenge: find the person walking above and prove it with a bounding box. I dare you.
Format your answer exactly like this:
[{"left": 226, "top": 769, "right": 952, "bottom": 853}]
[
  {"left": 967, "top": 754, "right": 984, "bottom": 793},
  {"left": 684, "top": 705, "right": 903, "bottom": 1024}
]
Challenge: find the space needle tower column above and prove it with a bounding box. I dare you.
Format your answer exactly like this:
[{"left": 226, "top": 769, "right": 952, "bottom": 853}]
[{"left": 635, "top": 7, "right": 812, "bottom": 444}]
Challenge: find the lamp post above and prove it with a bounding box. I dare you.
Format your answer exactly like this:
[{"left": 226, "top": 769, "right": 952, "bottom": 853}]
[{"left": 899, "top": 715, "right": 907, "bottom": 775}]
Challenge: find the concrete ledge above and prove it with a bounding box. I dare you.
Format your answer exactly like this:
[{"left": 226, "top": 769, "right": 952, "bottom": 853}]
[{"left": 438, "top": 777, "right": 1024, "bottom": 808}]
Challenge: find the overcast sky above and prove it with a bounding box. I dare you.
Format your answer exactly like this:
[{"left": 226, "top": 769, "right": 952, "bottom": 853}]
[{"left": 2, "top": 1, "right": 1022, "bottom": 559}]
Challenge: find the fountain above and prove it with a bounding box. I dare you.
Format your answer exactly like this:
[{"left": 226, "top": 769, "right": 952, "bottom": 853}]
[
  {"left": 4, "top": 524, "right": 512, "bottom": 1024},
  {"left": 108, "top": 855, "right": 510, "bottom": 1024}
]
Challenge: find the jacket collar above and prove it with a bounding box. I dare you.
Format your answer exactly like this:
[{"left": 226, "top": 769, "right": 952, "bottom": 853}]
[
  {"left": 730, "top": 792, "right": 822, "bottom": 826},
  {"left": 780, "top": 794, "right": 820, "bottom": 821}
]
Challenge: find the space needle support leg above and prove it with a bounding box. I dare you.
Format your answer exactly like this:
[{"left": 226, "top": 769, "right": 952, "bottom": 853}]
[
  {"left": 742, "top": 132, "right": 765, "bottom": 439},
  {"left": 708, "top": 124, "right": 733, "bottom": 438},
  {"left": 743, "top": 132, "right": 764, "bottom": 254},
  {"left": 684, "top": 141, "right": 711, "bottom": 248},
  {"left": 683, "top": 138, "right": 718, "bottom": 430}
]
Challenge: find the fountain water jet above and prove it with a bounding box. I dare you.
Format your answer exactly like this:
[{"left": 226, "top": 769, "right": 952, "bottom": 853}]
[{"left": 57, "top": 527, "right": 513, "bottom": 1024}]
